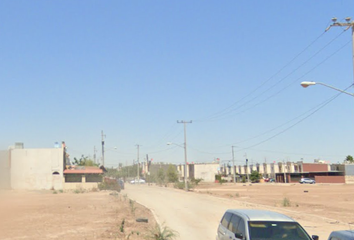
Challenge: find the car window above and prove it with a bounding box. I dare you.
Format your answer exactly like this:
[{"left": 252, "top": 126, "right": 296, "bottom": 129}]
[
  {"left": 228, "top": 214, "right": 241, "bottom": 233},
  {"left": 237, "top": 218, "right": 246, "bottom": 237},
  {"left": 221, "top": 212, "right": 232, "bottom": 228},
  {"left": 248, "top": 221, "right": 312, "bottom": 240}
]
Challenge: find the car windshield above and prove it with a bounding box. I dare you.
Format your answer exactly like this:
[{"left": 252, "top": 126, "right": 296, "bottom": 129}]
[{"left": 248, "top": 221, "right": 312, "bottom": 240}]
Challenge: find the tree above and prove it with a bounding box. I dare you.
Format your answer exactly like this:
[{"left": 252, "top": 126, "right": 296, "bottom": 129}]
[
  {"left": 166, "top": 164, "right": 178, "bottom": 183},
  {"left": 157, "top": 168, "right": 165, "bottom": 185},
  {"left": 72, "top": 155, "right": 98, "bottom": 166},
  {"left": 345, "top": 155, "right": 354, "bottom": 163},
  {"left": 250, "top": 170, "right": 261, "bottom": 183}
]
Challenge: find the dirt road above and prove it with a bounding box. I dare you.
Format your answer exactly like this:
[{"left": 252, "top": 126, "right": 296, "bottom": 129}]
[{"left": 125, "top": 184, "right": 350, "bottom": 240}]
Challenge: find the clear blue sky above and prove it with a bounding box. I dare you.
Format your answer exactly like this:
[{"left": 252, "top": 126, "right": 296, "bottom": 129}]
[{"left": 1, "top": 1, "right": 354, "bottom": 167}]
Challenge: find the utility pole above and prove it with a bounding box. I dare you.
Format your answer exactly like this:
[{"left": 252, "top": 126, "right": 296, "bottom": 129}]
[
  {"left": 93, "top": 146, "right": 97, "bottom": 164},
  {"left": 136, "top": 144, "right": 140, "bottom": 184},
  {"left": 283, "top": 160, "right": 287, "bottom": 183},
  {"left": 177, "top": 120, "right": 192, "bottom": 191},
  {"left": 101, "top": 130, "right": 106, "bottom": 166},
  {"left": 231, "top": 146, "right": 236, "bottom": 183},
  {"left": 246, "top": 158, "right": 249, "bottom": 183},
  {"left": 326, "top": 17, "right": 354, "bottom": 83}
]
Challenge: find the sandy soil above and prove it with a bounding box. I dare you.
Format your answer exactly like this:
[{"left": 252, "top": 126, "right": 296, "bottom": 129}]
[
  {"left": 0, "top": 190, "right": 156, "bottom": 240},
  {"left": 194, "top": 182, "right": 354, "bottom": 224},
  {"left": 125, "top": 183, "right": 354, "bottom": 240}
]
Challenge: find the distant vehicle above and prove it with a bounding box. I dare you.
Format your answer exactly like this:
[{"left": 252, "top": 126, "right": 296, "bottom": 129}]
[
  {"left": 328, "top": 230, "right": 354, "bottom": 240},
  {"left": 118, "top": 179, "right": 124, "bottom": 190},
  {"left": 264, "top": 178, "right": 275, "bottom": 183},
  {"left": 130, "top": 179, "right": 146, "bottom": 184},
  {"left": 300, "top": 178, "right": 316, "bottom": 184},
  {"left": 216, "top": 209, "right": 318, "bottom": 240}
]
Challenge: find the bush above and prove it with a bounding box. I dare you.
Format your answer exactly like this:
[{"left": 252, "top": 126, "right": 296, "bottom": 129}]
[
  {"left": 146, "top": 224, "right": 178, "bottom": 240},
  {"left": 282, "top": 197, "right": 291, "bottom": 207},
  {"left": 250, "top": 171, "right": 261, "bottom": 183},
  {"left": 173, "top": 181, "right": 194, "bottom": 190},
  {"left": 191, "top": 178, "right": 203, "bottom": 185},
  {"left": 98, "top": 180, "right": 121, "bottom": 192}
]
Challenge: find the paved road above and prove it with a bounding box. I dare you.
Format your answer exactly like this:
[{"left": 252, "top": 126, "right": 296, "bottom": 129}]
[{"left": 125, "top": 184, "right": 346, "bottom": 240}]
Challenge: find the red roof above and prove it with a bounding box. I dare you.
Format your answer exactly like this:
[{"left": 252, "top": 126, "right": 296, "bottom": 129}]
[{"left": 64, "top": 168, "right": 103, "bottom": 174}]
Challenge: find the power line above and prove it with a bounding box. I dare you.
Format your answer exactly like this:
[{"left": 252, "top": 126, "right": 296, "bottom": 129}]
[
  {"left": 234, "top": 84, "right": 353, "bottom": 153},
  {"left": 205, "top": 37, "right": 351, "bottom": 122},
  {"left": 195, "top": 31, "right": 331, "bottom": 122},
  {"left": 204, "top": 31, "right": 350, "bottom": 121}
]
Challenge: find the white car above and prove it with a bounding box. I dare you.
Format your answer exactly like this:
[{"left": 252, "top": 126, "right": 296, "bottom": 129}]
[
  {"left": 300, "top": 178, "right": 316, "bottom": 184},
  {"left": 216, "top": 209, "right": 317, "bottom": 240},
  {"left": 130, "top": 179, "right": 146, "bottom": 184}
]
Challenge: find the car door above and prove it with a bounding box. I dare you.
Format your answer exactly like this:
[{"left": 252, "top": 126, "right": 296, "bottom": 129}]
[
  {"left": 217, "top": 212, "right": 232, "bottom": 240},
  {"left": 226, "top": 214, "right": 246, "bottom": 240}
]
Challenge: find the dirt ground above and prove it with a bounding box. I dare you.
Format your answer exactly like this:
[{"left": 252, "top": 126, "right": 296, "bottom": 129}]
[
  {"left": 194, "top": 182, "right": 354, "bottom": 224},
  {"left": 0, "top": 189, "right": 156, "bottom": 240}
]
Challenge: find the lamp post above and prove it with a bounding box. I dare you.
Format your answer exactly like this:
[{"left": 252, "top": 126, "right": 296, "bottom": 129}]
[
  {"left": 167, "top": 142, "right": 188, "bottom": 191},
  {"left": 301, "top": 81, "right": 354, "bottom": 97}
]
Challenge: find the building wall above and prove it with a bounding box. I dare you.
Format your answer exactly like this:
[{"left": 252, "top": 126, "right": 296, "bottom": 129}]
[
  {"left": 191, "top": 163, "right": 219, "bottom": 182},
  {"left": 315, "top": 176, "right": 345, "bottom": 183},
  {"left": 302, "top": 163, "right": 329, "bottom": 172},
  {"left": 344, "top": 164, "right": 354, "bottom": 176},
  {"left": 64, "top": 182, "right": 99, "bottom": 190},
  {"left": 0, "top": 150, "right": 10, "bottom": 189},
  {"left": 11, "top": 148, "right": 64, "bottom": 190},
  {"left": 345, "top": 175, "right": 354, "bottom": 184}
]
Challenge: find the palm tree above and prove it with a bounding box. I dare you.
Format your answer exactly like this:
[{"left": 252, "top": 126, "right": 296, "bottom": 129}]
[{"left": 146, "top": 224, "right": 178, "bottom": 240}]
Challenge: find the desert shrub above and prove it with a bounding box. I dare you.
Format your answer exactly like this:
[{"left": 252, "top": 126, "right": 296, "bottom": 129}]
[
  {"left": 191, "top": 178, "right": 203, "bottom": 185},
  {"left": 146, "top": 224, "right": 178, "bottom": 240},
  {"left": 282, "top": 197, "right": 291, "bottom": 207},
  {"left": 98, "top": 180, "right": 121, "bottom": 192},
  {"left": 173, "top": 181, "right": 194, "bottom": 190}
]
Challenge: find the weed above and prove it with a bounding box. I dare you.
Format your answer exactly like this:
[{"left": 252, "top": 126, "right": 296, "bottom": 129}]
[
  {"left": 282, "top": 197, "right": 291, "bottom": 207},
  {"left": 146, "top": 224, "right": 178, "bottom": 240},
  {"left": 129, "top": 199, "right": 136, "bottom": 215},
  {"left": 59, "top": 190, "right": 63, "bottom": 193},
  {"left": 53, "top": 191, "right": 57, "bottom": 194},
  {"left": 123, "top": 194, "right": 128, "bottom": 201},
  {"left": 120, "top": 219, "right": 125, "bottom": 233},
  {"left": 235, "top": 193, "right": 240, "bottom": 197}
]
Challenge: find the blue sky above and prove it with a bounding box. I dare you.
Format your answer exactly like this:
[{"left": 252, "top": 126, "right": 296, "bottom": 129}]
[{"left": 1, "top": 1, "right": 354, "bottom": 167}]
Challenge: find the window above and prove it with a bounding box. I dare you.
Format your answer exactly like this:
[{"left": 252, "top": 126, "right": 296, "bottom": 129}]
[
  {"left": 228, "top": 214, "right": 241, "bottom": 233},
  {"left": 237, "top": 218, "right": 246, "bottom": 237},
  {"left": 248, "top": 221, "right": 311, "bottom": 240},
  {"left": 221, "top": 212, "right": 232, "bottom": 228}
]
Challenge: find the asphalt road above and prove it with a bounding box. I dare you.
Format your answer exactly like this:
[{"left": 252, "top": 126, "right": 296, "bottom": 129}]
[{"left": 125, "top": 184, "right": 346, "bottom": 240}]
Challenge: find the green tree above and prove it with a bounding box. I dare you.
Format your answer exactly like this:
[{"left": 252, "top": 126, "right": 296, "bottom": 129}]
[
  {"left": 345, "top": 155, "right": 354, "bottom": 163},
  {"left": 250, "top": 170, "right": 261, "bottom": 183},
  {"left": 72, "top": 155, "right": 98, "bottom": 166},
  {"left": 166, "top": 164, "right": 178, "bottom": 183},
  {"left": 157, "top": 168, "right": 165, "bottom": 185}
]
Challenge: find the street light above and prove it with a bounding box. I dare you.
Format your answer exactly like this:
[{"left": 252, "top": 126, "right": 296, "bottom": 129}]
[
  {"left": 167, "top": 142, "right": 188, "bottom": 191},
  {"left": 300, "top": 81, "right": 354, "bottom": 97}
]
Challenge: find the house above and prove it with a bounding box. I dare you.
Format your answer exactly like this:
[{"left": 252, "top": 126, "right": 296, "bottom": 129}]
[{"left": 1, "top": 142, "right": 104, "bottom": 191}]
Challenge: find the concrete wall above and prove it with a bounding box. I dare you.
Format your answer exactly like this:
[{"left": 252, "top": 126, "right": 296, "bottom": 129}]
[
  {"left": 315, "top": 176, "right": 345, "bottom": 183},
  {"left": 11, "top": 148, "right": 64, "bottom": 190},
  {"left": 0, "top": 150, "right": 10, "bottom": 189},
  {"left": 344, "top": 164, "right": 354, "bottom": 176},
  {"left": 64, "top": 182, "right": 99, "bottom": 190},
  {"left": 345, "top": 175, "right": 354, "bottom": 184},
  {"left": 191, "top": 163, "right": 219, "bottom": 182}
]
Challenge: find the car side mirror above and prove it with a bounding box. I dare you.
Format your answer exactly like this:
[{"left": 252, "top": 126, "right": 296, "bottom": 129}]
[
  {"left": 235, "top": 233, "right": 244, "bottom": 240},
  {"left": 312, "top": 235, "right": 319, "bottom": 240}
]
